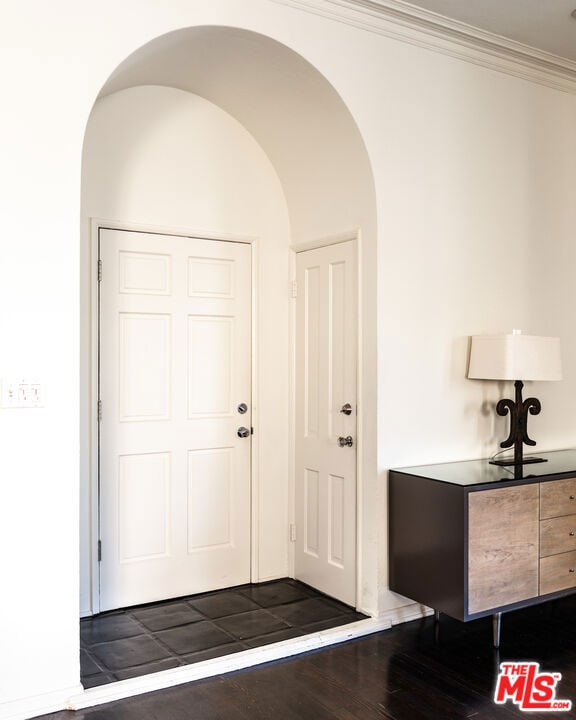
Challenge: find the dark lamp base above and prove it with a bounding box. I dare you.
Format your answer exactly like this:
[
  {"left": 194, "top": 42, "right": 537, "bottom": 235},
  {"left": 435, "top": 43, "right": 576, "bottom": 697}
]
[
  {"left": 492, "top": 380, "right": 547, "bottom": 469},
  {"left": 490, "top": 457, "right": 548, "bottom": 467}
]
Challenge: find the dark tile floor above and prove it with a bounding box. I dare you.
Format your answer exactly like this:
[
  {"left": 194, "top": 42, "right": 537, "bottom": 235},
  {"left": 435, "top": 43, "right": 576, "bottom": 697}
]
[{"left": 81, "top": 579, "right": 366, "bottom": 687}]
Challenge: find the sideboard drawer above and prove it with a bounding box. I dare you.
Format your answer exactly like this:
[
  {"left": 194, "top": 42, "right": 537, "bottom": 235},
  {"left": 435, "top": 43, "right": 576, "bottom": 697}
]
[
  {"left": 540, "top": 478, "right": 576, "bottom": 519},
  {"left": 540, "top": 515, "right": 576, "bottom": 557},
  {"left": 540, "top": 551, "right": 576, "bottom": 595}
]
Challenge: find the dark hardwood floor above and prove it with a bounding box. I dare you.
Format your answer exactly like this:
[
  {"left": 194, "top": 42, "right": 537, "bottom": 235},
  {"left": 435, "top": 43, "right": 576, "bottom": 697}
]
[{"left": 42, "top": 594, "right": 576, "bottom": 719}]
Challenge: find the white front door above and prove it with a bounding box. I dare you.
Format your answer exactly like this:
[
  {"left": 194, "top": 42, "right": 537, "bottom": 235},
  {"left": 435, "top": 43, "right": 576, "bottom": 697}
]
[
  {"left": 294, "top": 240, "right": 357, "bottom": 606},
  {"left": 98, "top": 228, "right": 252, "bottom": 611}
]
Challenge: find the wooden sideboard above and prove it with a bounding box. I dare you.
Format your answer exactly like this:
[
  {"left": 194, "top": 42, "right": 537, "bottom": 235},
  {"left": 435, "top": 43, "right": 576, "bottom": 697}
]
[{"left": 389, "top": 450, "right": 576, "bottom": 644}]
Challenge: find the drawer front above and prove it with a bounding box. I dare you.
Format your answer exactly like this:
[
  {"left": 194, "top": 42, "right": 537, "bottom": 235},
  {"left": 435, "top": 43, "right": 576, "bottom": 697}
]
[
  {"left": 540, "top": 478, "right": 576, "bottom": 519},
  {"left": 540, "top": 551, "right": 576, "bottom": 595},
  {"left": 540, "top": 515, "right": 576, "bottom": 557}
]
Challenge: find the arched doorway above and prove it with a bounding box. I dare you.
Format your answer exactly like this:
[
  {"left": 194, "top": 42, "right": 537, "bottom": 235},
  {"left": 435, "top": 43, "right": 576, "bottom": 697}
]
[{"left": 80, "top": 26, "right": 377, "bottom": 621}]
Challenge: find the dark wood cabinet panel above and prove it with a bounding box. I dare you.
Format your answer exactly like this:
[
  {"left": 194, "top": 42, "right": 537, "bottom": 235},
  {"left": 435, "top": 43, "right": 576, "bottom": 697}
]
[
  {"left": 389, "top": 450, "right": 576, "bottom": 624},
  {"left": 388, "top": 472, "right": 465, "bottom": 620}
]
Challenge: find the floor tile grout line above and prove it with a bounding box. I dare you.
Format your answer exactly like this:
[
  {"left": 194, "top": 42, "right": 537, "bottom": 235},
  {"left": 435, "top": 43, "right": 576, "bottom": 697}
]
[
  {"left": 84, "top": 604, "right": 360, "bottom": 665},
  {"left": 261, "top": 599, "right": 354, "bottom": 629},
  {"left": 131, "top": 598, "right": 214, "bottom": 626},
  {"left": 80, "top": 646, "right": 111, "bottom": 678},
  {"left": 185, "top": 597, "right": 265, "bottom": 620},
  {"left": 87, "top": 639, "right": 183, "bottom": 678},
  {"left": 124, "top": 611, "right": 191, "bottom": 669},
  {"left": 82, "top": 613, "right": 258, "bottom": 679},
  {"left": 84, "top": 614, "right": 185, "bottom": 678},
  {"left": 80, "top": 580, "right": 365, "bottom": 687}
]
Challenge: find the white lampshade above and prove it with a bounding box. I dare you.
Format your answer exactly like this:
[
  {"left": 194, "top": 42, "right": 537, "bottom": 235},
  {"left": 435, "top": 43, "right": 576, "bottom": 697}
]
[{"left": 468, "top": 333, "right": 562, "bottom": 381}]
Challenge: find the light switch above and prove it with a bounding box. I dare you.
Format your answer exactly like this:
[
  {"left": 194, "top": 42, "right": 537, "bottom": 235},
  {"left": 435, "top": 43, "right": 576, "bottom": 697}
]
[
  {"left": 31, "top": 384, "right": 42, "bottom": 406},
  {"left": 18, "top": 383, "right": 28, "bottom": 404},
  {"left": 1, "top": 380, "right": 17, "bottom": 408},
  {"left": 0, "top": 378, "right": 43, "bottom": 408}
]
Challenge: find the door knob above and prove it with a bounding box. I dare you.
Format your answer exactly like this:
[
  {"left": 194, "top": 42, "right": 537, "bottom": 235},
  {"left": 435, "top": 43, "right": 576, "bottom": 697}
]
[
  {"left": 340, "top": 403, "right": 353, "bottom": 416},
  {"left": 237, "top": 426, "right": 251, "bottom": 438},
  {"left": 338, "top": 435, "right": 354, "bottom": 447}
]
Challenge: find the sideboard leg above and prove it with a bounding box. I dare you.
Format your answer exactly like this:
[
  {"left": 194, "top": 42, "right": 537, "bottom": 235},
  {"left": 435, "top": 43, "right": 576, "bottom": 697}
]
[
  {"left": 493, "top": 612, "right": 502, "bottom": 648},
  {"left": 435, "top": 610, "right": 440, "bottom": 623}
]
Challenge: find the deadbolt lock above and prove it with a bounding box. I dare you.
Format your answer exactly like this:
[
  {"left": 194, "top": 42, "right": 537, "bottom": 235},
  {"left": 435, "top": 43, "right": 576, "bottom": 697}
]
[
  {"left": 338, "top": 435, "right": 354, "bottom": 447},
  {"left": 340, "top": 403, "right": 353, "bottom": 416},
  {"left": 238, "top": 402, "right": 248, "bottom": 414}
]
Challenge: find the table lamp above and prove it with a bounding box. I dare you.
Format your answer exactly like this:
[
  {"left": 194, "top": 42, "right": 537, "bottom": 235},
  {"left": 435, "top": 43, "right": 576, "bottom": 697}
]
[{"left": 468, "top": 330, "right": 562, "bottom": 466}]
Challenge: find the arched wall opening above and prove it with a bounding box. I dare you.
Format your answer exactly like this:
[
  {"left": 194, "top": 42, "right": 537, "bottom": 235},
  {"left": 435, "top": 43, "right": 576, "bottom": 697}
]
[{"left": 80, "top": 26, "right": 379, "bottom": 617}]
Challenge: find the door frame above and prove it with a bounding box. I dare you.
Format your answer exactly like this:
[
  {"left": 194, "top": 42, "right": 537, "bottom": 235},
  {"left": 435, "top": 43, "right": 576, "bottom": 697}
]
[
  {"left": 289, "top": 229, "right": 363, "bottom": 608},
  {"left": 88, "top": 218, "right": 260, "bottom": 615}
]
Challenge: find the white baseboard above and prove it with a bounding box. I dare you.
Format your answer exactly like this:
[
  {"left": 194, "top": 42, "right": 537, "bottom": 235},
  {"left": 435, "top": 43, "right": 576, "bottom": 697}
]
[
  {"left": 0, "top": 684, "right": 83, "bottom": 720},
  {"left": 385, "top": 602, "right": 434, "bottom": 625}
]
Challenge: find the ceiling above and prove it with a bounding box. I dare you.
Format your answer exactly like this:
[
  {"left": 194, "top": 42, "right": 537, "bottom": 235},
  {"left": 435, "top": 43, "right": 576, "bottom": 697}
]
[{"left": 396, "top": 0, "right": 576, "bottom": 63}]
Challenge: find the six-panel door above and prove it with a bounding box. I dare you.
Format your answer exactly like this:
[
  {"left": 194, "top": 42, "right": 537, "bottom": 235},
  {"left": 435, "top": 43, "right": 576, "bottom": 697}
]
[{"left": 99, "top": 229, "right": 252, "bottom": 611}]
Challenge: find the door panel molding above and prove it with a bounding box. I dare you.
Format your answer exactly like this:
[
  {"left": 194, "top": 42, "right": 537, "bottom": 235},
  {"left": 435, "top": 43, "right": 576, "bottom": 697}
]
[
  {"left": 89, "top": 219, "right": 259, "bottom": 614},
  {"left": 291, "top": 233, "right": 360, "bottom": 607}
]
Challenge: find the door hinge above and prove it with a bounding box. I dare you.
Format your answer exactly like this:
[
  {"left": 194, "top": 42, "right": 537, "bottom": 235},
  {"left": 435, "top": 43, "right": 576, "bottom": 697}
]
[
  {"left": 97, "top": 400, "right": 102, "bottom": 422},
  {"left": 97, "top": 539, "right": 102, "bottom": 562},
  {"left": 97, "top": 259, "right": 102, "bottom": 282},
  {"left": 290, "top": 280, "right": 297, "bottom": 298},
  {"left": 289, "top": 523, "right": 296, "bottom": 542}
]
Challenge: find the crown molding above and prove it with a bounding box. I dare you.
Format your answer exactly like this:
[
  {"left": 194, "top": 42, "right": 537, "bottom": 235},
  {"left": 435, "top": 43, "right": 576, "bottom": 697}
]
[{"left": 272, "top": 0, "right": 576, "bottom": 94}]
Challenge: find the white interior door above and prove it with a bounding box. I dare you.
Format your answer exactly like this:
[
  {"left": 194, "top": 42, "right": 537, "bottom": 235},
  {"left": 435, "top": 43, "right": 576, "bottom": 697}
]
[
  {"left": 98, "top": 228, "right": 252, "bottom": 611},
  {"left": 294, "top": 240, "right": 357, "bottom": 606}
]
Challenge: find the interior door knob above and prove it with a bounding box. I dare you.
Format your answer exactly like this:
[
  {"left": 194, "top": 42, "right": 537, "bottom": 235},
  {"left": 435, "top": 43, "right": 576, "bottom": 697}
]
[
  {"left": 338, "top": 435, "right": 354, "bottom": 447},
  {"left": 237, "top": 426, "right": 250, "bottom": 438}
]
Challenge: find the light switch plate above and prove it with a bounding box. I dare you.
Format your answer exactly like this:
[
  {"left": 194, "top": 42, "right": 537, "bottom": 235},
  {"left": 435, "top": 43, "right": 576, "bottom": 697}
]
[{"left": 0, "top": 378, "right": 43, "bottom": 408}]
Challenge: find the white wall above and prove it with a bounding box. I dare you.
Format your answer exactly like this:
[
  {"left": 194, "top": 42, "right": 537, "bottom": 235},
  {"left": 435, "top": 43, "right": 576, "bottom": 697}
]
[
  {"left": 2, "top": 0, "right": 576, "bottom": 716},
  {"left": 372, "top": 49, "right": 576, "bottom": 465},
  {"left": 80, "top": 86, "right": 291, "bottom": 614},
  {"left": 526, "top": 89, "right": 576, "bottom": 452}
]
